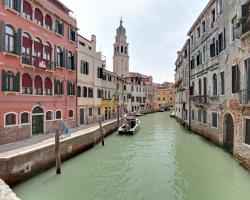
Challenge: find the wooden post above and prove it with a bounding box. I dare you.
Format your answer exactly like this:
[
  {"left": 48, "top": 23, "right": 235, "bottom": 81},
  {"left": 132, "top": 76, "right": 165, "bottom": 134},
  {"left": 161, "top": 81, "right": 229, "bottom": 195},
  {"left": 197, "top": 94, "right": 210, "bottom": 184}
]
[
  {"left": 55, "top": 129, "right": 61, "bottom": 174},
  {"left": 117, "top": 107, "right": 120, "bottom": 128},
  {"left": 99, "top": 120, "right": 104, "bottom": 146}
]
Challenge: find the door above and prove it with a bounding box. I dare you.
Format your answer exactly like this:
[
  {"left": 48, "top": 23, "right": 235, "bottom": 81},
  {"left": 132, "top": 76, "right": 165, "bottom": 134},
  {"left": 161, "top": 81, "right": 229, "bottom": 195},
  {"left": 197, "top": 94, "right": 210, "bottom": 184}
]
[
  {"left": 224, "top": 114, "right": 234, "bottom": 154},
  {"left": 80, "top": 108, "right": 84, "bottom": 125},
  {"left": 32, "top": 115, "right": 44, "bottom": 135}
]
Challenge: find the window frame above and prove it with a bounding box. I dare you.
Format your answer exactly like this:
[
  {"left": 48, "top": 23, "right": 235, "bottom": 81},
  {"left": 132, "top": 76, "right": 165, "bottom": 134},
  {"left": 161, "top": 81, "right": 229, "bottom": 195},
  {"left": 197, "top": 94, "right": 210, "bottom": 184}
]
[
  {"left": 211, "top": 111, "right": 218, "bottom": 129},
  {"left": 55, "top": 110, "right": 62, "bottom": 120},
  {"left": 20, "top": 111, "right": 30, "bottom": 125},
  {"left": 46, "top": 110, "right": 53, "bottom": 121},
  {"left": 4, "top": 112, "right": 18, "bottom": 127}
]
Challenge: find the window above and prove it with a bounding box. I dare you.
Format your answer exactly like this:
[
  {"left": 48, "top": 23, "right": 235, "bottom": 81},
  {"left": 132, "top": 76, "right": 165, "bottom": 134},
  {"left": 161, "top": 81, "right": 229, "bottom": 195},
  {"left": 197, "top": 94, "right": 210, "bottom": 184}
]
[
  {"left": 191, "top": 35, "right": 194, "bottom": 45},
  {"left": 89, "top": 108, "right": 93, "bottom": 117},
  {"left": 123, "top": 85, "right": 126, "bottom": 91},
  {"left": 34, "top": 8, "right": 43, "bottom": 26},
  {"left": 202, "top": 20, "right": 206, "bottom": 33},
  {"left": 77, "top": 86, "right": 81, "bottom": 97},
  {"left": 56, "top": 111, "right": 62, "bottom": 119},
  {"left": 56, "top": 47, "right": 63, "bottom": 67},
  {"left": 5, "top": 113, "right": 17, "bottom": 126},
  {"left": 232, "top": 15, "right": 237, "bottom": 41},
  {"left": 68, "top": 110, "right": 73, "bottom": 118},
  {"left": 232, "top": 65, "right": 240, "bottom": 94},
  {"left": 213, "top": 74, "right": 218, "bottom": 96},
  {"left": 198, "top": 79, "right": 202, "bottom": 95},
  {"left": 88, "top": 88, "right": 93, "bottom": 98},
  {"left": 210, "top": 38, "right": 216, "bottom": 58},
  {"left": 22, "top": 73, "right": 32, "bottom": 94},
  {"left": 197, "top": 27, "right": 200, "bottom": 38},
  {"left": 81, "top": 61, "right": 89, "bottom": 75},
  {"left": 108, "top": 76, "right": 112, "bottom": 82},
  {"left": 67, "top": 82, "right": 75, "bottom": 95},
  {"left": 198, "top": 110, "right": 202, "bottom": 122},
  {"left": 34, "top": 37, "right": 43, "bottom": 58},
  {"left": 203, "top": 46, "right": 207, "bottom": 63},
  {"left": 55, "top": 20, "right": 64, "bottom": 35},
  {"left": 197, "top": 51, "right": 202, "bottom": 66},
  {"left": 245, "top": 119, "right": 250, "bottom": 145},
  {"left": 4, "top": 0, "right": 21, "bottom": 12},
  {"left": 2, "top": 70, "right": 20, "bottom": 92},
  {"left": 22, "top": 1, "right": 32, "bottom": 20},
  {"left": 191, "top": 109, "right": 195, "bottom": 120},
  {"left": 46, "top": 111, "right": 53, "bottom": 121},
  {"left": 98, "top": 107, "right": 101, "bottom": 115},
  {"left": 21, "top": 112, "right": 29, "bottom": 124},
  {"left": 191, "top": 56, "right": 195, "bottom": 69},
  {"left": 34, "top": 75, "right": 43, "bottom": 95},
  {"left": 218, "top": 29, "right": 226, "bottom": 53},
  {"left": 5, "top": 25, "right": 15, "bottom": 53},
  {"left": 212, "top": 112, "right": 218, "bottom": 128},
  {"left": 45, "top": 15, "right": 52, "bottom": 31},
  {"left": 220, "top": 72, "right": 225, "bottom": 95},
  {"left": 68, "top": 27, "right": 76, "bottom": 42},
  {"left": 97, "top": 89, "right": 102, "bottom": 98},
  {"left": 45, "top": 77, "right": 52, "bottom": 95},
  {"left": 44, "top": 43, "right": 52, "bottom": 68},
  {"left": 203, "top": 110, "right": 207, "bottom": 124},
  {"left": 211, "top": 9, "right": 216, "bottom": 24},
  {"left": 82, "top": 87, "right": 87, "bottom": 97},
  {"left": 67, "top": 51, "right": 74, "bottom": 70},
  {"left": 54, "top": 80, "right": 64, "bottom": 95},
  {"left": 97, "top": 67, "right": 103, "bottom": 79}
]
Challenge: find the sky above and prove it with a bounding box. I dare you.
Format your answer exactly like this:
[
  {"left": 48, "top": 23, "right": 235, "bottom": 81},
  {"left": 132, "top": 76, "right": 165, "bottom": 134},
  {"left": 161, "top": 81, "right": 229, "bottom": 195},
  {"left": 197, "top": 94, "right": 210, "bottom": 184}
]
[{"left": 60, "top": 0, "right": 210, "bottom": 83}]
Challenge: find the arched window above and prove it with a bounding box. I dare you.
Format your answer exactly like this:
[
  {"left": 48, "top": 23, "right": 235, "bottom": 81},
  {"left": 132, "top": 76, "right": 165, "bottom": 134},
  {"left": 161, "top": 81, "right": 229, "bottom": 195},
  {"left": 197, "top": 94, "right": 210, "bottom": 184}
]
[
  {"left": 22, "top": 73, "right": 32, "bottom": 94},
  {"left": 56, "top": 47, "right": 63, "bottom": 67},
  {"left": 44, "top": 43, "right": 52, "bottom": 61},
  {"left": 5, "top": 113, "right": 17, "bottom": 126},
  {"left": 34, "top": 8, "right": 43, "bottom": 26},
  {"left": 82, "top": 87, "right": 87, "bottom": 97},
  {"left": 198, "top": 79, "right": 202, "bottom": 95},
  {"left": 6, "top": 71, "right": 15, "bottom": 91},
  {"left": 21, "top": 112, "right": 29, "bottom": 124},
  {"left": 23, "top": 1, "right": 32, "bottom": 20},
  {"left": 45, "top": 77, "right": 52, "bottom": 95},
  {"left": 77, "top": 86, "right": 81, "bottom": 97},
  {"left": 5, "top": 25, "right": 15, "bottom": 53},
  {"left": 88, "top": 87, "right": 93, "bottom": 98},
  {"left": 55, "top": 110, "right": 62, "bottom": 119},
  {"left": 46, "top": 111, "right": 53, "bottom": 121},
  {"left": 45, "top": 15, "right": 52, "bottom": 30},
  {"left": 34, "top": 75, "right": 43, "bottom": 95},
  {"left": 34, "top": 37, "right": 43, "bottom": 58},
  {"left": 213, "top": 74, "right": 218, "bottom": 96},
  {"left": 22, "top": 32, "right": 32, "bottom": 65},
  {"left": 68, "top": 110, "right": 73, "bottom": 118},
  {"left": 67, "top": 51, "right": 74, "bottom": 70}
]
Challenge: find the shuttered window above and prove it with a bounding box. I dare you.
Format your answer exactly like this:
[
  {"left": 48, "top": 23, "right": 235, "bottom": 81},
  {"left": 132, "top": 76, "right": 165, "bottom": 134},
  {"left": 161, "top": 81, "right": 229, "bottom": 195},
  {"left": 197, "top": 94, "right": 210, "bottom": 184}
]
[
  {"left": 4, "top": 0, "right": 21, "bottom": 12},
  {"left": 232, "top": 65, "right": 240, "bottom": 93},
  {"left": 245, "top": 119, "right": 250, "bottom": 145},
  {"left": 34, "top": 76, "right": 43, "bottom": 95},
  {"left": 23, "top": 1, "right": 32, "bottom": 20},
  {"left": 2, "top": 70, "right": 20, "bottom": 92},
  {"left": 55, "top": 20, "right": 64, "bottom": 36},
  {"left": 45, "top": 77, "right": 52, "bottom": 95},
  {"left": 34, "top": 8, "right": 43, "bottom": 26},
  {"left": 45, "top": 15, "right": 52, "bottom": 31},
  {"left": 5, "top": 25, "right": 15, "bottom": 53},
  {"left": 67, "top": 82, "right": 75, "bottom": 95},
  {"left": 56, "top": 47, "right": 63, "bottom": 67},
  {"left": 22, "top": 73, "right": 32, "bottom": 94}
]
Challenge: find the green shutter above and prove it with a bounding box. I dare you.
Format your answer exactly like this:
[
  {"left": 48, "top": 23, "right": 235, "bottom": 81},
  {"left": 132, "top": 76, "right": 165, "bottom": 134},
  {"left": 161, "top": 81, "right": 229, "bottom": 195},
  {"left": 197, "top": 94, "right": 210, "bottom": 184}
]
[
  {"left": 61, "top": 23, "right": 64, "bottom": 36},
  {"left": 237, "top": 65, "right": 240, "bottom": 92},
  {"left": 14, "top": 72, "right": 20, "bottom": 92},
  {"left": 2, "top": 70, "right": 6, "bottom": 92},
  {"left": 16, "top": 0, "right": 21, "bottom": 12},
  {"left": 0, "top": 21, "right": 6, "bottom": 52},
  {"left": 15, "top": 28, "right": 22, "bottom": 55}
]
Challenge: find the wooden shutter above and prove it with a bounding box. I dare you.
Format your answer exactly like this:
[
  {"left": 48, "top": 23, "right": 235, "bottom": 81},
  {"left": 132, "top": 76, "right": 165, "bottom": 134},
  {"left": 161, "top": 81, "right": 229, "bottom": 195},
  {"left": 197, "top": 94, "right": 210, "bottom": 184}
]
[
  {"left": 14, "top": 72, "right": 20, "bottom": 92},
  {"left": 0, "top": 21, "right": 6, "bottom": 52},
  {"left": 16, "top": 0, "right": 21, "bottom": 13},
  {"left": 54, "top": 79, "right": 57, "bottom": 94},
  {"left": 2, "top": 70, "right": 6, "bottom": 92},
  {"left": 61, "top": 23, "right": 64, "bottom": 36},
  {"left": 15, "top": 28, "right": 22, "bottom": 55},
  {"left": 237, "top": 65, "right": 240, "bottom": 92}
]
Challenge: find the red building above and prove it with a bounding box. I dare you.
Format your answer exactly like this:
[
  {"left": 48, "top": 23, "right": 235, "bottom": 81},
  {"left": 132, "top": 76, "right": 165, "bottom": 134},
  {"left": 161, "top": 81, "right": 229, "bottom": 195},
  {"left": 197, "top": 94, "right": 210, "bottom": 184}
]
[{"left": 0, "top": 0, "right": 77, "bottom": 144}]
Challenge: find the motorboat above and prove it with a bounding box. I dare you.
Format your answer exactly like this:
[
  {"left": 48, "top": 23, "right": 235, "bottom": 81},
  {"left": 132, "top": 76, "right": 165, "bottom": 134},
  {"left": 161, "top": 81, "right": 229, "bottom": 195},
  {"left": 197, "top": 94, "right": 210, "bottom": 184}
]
[{"left": 118, "top": 116, "right": 140, "bottom": 135}]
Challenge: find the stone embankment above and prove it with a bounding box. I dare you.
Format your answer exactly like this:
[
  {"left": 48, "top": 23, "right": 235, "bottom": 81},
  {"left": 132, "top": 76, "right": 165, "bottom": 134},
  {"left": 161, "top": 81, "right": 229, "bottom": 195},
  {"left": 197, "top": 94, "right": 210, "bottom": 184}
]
[
  {"left": 0, "top": 179, "right": 20, "bottom": 200},
  {"left": 0, "top": 119, "right": 121, "bottom": 186}
]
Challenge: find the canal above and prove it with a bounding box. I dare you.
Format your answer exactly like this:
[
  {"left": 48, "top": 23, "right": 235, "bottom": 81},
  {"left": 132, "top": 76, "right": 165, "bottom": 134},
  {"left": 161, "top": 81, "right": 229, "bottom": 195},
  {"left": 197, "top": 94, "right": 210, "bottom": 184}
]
[{"left": 13, "top": 112, "right": 250, "bottom": 200}]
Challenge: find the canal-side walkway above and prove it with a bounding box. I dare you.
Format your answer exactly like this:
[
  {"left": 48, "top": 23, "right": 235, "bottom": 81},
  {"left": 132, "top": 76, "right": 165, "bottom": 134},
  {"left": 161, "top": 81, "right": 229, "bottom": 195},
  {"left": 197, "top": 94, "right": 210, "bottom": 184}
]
[
  {"left": 0, "top": 119, "right": 116, "bottom": 157},
  {"left": 0, "top": 179, "right": 20, "bottom": 200}
]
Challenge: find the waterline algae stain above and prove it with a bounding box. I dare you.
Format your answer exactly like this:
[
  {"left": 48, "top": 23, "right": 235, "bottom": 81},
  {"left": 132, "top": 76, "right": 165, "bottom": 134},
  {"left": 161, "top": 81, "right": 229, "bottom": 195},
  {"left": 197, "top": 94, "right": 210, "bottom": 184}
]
[{"left": 13, "top": 113, "right": 250, "bottom": 200}]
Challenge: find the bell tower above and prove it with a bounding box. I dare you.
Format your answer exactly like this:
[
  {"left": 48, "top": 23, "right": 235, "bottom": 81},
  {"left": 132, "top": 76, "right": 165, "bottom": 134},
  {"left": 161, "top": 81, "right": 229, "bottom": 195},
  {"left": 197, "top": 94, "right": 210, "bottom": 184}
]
[{"left": 113, "top": 18, "right": 129, "bottom": 77}]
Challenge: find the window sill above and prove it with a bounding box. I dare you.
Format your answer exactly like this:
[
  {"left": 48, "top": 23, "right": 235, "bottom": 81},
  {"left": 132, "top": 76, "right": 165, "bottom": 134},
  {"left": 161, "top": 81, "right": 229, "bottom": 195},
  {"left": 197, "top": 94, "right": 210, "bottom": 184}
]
[
  {"left": 67, "top": 68, "right": 76, "bottom": 72},
  {"left": 20, "top": 123, "right": 30, "bottom": 126},
  {"left": 54, "top": 94, "right": 64, "bottom": 96},
  {"left": 3, "top": 91, "right": 19, "bottom": 95},
  {"left": 56, "top": 66, "right": 64, "bottom": 69},
  {"left": 2, "top": 51, "right": 20, "bottom": 58},
  {"left": 4, "top": 124, "right": 18, "bottom": 128},
  {"left": 22, "top": 63, "right": 34, "bottom": 68},
  {"left": 56, "top": 33, "right": 64, "bottom": 38},
  {"left": 69, "top": 40, "right": 76, "bottom": 44},
  {"left": 4, "top": 6, "right": 20, "bottom": 15}
]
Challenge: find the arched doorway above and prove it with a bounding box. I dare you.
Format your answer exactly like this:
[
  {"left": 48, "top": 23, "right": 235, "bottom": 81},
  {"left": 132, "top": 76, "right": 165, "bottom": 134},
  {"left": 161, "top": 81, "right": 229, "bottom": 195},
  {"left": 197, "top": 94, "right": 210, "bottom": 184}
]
[
  {"left": 224, "top": 113, "right": 234, "bottom": 154},
  {"left": 32, "top": 106, "right": 44, "bottom": 135}
]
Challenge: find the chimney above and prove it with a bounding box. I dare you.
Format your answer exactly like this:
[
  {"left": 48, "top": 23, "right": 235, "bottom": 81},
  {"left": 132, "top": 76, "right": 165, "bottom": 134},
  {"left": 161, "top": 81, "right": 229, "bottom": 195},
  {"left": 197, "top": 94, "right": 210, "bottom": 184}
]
[{"left": 91, "top": 35, "right": 96, "bottom": 52}]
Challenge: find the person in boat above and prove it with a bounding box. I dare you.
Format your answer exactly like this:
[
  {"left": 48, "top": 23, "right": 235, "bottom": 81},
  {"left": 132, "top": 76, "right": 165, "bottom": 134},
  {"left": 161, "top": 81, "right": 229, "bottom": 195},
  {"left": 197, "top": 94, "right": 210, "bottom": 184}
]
[{"left": 124, "top": 122, "right": 130, "bottom": 132}]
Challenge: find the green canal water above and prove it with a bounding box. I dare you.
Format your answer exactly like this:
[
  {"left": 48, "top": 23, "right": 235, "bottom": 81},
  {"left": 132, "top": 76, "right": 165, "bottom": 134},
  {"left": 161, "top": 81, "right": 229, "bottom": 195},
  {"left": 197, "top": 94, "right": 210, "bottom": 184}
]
[{"left": 13, "top": 113, "right": 250, "bottom": 200}]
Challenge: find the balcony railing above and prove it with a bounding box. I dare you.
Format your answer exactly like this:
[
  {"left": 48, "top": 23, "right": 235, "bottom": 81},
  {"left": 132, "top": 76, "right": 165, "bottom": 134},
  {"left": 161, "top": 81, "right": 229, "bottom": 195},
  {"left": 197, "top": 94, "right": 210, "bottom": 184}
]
[
  {"left": 239, "top": 89, "right": 250, "bottom": 105},
  {"left": 191, "top": 95, "right": 208, "bottom": 105},
  {"left": 22, "top": 53, "right": 55, "bottom": 71}
]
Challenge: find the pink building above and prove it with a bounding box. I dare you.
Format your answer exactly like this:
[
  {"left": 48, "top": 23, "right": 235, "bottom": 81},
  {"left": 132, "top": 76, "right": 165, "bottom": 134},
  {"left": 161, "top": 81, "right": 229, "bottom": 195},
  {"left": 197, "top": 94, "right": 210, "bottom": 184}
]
[{"left": 0, "top": 0, "right": 77, "bottom": 144}]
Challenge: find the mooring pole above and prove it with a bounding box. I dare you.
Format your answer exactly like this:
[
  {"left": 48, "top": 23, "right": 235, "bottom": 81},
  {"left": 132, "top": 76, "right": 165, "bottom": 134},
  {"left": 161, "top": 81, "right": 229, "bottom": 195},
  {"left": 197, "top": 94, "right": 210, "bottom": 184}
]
[
  {"left": 99, "top": 120, "right": 104, "bottom": 146},
  {"left": 117, "top": 107, "right": 120, "bottom": 129},
  {"left": 55, "top": 129, "right": 61, "bottom": 174}
]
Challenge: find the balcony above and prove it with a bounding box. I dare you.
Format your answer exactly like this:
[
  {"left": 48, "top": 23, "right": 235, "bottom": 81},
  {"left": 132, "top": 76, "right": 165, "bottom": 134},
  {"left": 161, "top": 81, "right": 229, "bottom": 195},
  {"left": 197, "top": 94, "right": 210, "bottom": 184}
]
[
  {"left": 191, "top": 95, "right": 208, "bottom": 108},
  {"left": 239, "top": 89, "right": 250, "bottom": 105},
  {"left": 22, "top": 54, "right": 55, "bottom": 71}
]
